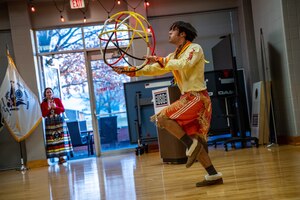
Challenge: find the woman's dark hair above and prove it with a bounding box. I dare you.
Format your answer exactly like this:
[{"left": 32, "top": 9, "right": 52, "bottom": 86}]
[
  {"left": 169, "top": 21, "right": 198, "bottom": 42},
  {"left": 43, "top": 87, "right": 53, "bottom": 102}
]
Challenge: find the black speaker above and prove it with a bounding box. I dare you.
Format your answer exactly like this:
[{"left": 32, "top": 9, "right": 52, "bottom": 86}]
[
  {"left": 206, "top": 69, "right": 250, "bottom": 136},
  {"left": 205, "top": 69, "right": 235, "bottom": 98}
]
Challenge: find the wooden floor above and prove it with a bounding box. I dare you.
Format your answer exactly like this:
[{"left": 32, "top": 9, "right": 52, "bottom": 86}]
[{"left": 1, "top": 145, "right": 300, "bottom": 200}]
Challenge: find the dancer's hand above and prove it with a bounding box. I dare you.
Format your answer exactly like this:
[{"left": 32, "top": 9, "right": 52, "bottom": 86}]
[
  {"left": 145, "top": 55, "right": 165, "bottom": 68},
  {"left": 145, "top": 55, "right": 158, "bottom": 63},
  {"left": 112, "top": 66, "right": 136, "bottom": 77}
]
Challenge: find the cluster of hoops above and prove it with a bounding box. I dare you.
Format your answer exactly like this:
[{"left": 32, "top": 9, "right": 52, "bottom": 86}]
[{"left": 98, "top": 11, "right": 156, "bottom": 72}]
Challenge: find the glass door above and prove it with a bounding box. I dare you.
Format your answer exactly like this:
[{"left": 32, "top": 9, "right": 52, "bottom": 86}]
[
  {"left": 41, "top": 52, "right": 97, "bottom": 158},
  {"left": 86, "top": 50, "right": 136, "bottom": 154},
  {"left": 41, "top": 51, "right": 136, "bottom": 157}
]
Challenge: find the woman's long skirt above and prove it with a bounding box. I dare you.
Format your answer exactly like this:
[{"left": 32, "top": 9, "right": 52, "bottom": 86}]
[{"left": 45, "top": 115, "right": 73, "bottom": 158}]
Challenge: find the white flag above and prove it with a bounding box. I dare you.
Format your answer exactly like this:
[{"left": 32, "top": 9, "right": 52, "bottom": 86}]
[{"left": 0, "top": 53, "right": 42, "bottom": 142}]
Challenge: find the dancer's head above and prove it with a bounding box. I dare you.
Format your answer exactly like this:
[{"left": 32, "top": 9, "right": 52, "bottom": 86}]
[{"left": 169, "top": 21, "right": 198, "bottom": 42}]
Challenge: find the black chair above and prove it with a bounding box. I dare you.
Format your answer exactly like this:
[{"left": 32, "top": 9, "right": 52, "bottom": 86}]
[
  {"left": 98, "top": 116, "right": 118, "bottom": 144},
  {"left": 66, "top": 121, "right": 88, "bottom": 147},
  {"left": 79, "top": 120, "right": 87, "bottom": 132},
  {"left": 78, "top": 120, "right": 94, "bottom": 155}
]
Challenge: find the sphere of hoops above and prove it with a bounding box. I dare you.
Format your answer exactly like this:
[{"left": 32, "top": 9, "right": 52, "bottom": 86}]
[{"left": 98, "top": 11, "right": 156, "bottom": 72}]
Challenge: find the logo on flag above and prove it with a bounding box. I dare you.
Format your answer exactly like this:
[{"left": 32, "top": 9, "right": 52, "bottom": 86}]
[
  {"left": 1, "top": 80, "right": 29, "bottom": 113},
  {"left": 0, "top": 53, "right": 42, "bottom": 142}
]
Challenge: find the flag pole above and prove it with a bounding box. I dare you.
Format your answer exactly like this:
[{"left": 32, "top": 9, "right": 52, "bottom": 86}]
[
  {"left": 17, "top": 141, "right": 28, "bottom": 173},
  {"left": 6, "top": 44, "right": 9, "bottom": 55},
  {"left": 0, "top": 112, "right": 3, "bottom": 132}
]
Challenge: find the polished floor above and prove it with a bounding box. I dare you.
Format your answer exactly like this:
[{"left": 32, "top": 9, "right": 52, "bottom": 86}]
[{"left": 1, "top": 145, "right": 300, "bottom": 200}]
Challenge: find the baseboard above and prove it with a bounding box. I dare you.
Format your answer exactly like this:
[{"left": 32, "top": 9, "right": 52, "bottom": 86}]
[
  {"left": 277, "top": 136, "right": 300, "bottom": 145},
  {"left": 27, "top": 159, "right": 48, "bottom": 169},
  {"left": 147, "top": 142, "right": 159, "bottom": 153}
]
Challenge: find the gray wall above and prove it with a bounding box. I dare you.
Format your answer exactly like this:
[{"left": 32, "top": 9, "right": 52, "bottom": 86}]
[
  {"left": 281, "top": 0, "right": 300, "bottom": 137},
  {"left": 251, "top": 0, "right": 298, "bottom": 138}
]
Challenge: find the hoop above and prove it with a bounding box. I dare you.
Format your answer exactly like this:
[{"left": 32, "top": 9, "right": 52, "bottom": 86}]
[{"left": 98, "top": 11, "right": 156, "bottom": 72}]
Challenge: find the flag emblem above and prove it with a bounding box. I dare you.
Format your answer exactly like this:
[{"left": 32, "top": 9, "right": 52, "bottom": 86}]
[{"left": 1, "top": 80, "right": 29, "bottom": 113}]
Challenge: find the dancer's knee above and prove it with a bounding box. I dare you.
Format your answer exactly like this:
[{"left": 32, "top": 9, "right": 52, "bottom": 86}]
[
  {"left": 157, "top": 115, "right": 173, "bottom": 128},
  {"left": 156, "top": 115, "right": 166, "bottom": 127}
]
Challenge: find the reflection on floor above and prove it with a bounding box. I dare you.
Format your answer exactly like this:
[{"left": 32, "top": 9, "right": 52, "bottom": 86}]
[
  {"left": 207, "top": 131, "right": 254, "bottom": 149},
  {"left": 71, "top": 132, "right": 255, "bottom": 160},
  {"left": 2, "top": 145, "right": 300, "bottom": 199},
  {"left": 70, "top": 141, "right": 137, "bottom": 160}
]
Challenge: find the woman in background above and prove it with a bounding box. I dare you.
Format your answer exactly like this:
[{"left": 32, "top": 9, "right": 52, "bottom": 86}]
[{"left": 40, "top": 87, "right": 73, "bottom": 164}]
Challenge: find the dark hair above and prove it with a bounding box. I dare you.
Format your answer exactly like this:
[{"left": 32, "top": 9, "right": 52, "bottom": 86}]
[
  {"left": 43, "top": 87, "right": 53, "bottom": 102},
  {"left": 169, "top": 21, "right": 198, "bottom": 42}
]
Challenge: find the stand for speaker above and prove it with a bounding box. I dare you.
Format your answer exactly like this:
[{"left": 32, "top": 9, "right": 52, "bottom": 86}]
[
  {"left": 222, "top": 55, "right": 259, "bottom": 151},
  {"left": 152, "top": 86, "right": 187, "bottom": 164}
]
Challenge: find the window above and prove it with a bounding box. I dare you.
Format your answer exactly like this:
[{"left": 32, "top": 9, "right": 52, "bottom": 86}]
[{"left": 36, "top": 28, "right": 83, "bottom": 53}]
